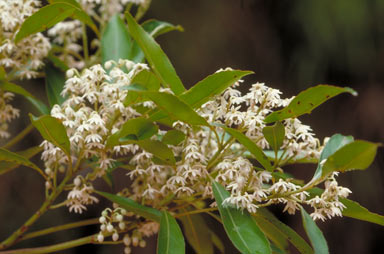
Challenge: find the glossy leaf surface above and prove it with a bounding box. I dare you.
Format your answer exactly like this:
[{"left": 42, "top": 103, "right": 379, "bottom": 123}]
[
  {"left": 264, "top": 85, "right": 357, "bottom": 123},
  {"left": 212, "top": 181, "right": 271, "bottom": 254},
  {"left": 96, "top": 191, "right": 162, "bottom": 222},
  {"left": 101, "top": 14, "right": 132, "bottom": 63},
  {"left": 125, "top": 12, "right": 185, "bottom": 95},
  {"left": 301, "top": 207, "right": 329, "bottom": 254},
  {"left": 45, "top": 63, "right": 66, "bottom": 107},
  {"left": 30, "top": 114, "right": 70, "bottom": 156},
  {"left": 341, "top": 198, "right": 384, "bottom": 226},
  {"left": 0, "top": 148, "right": 45, "bottom": 178},
  {"left": 137, "top": 139, "right": 176, "bottom": 165},
  {"left": 262, "top": 121, "right": 285, "bottom": 153},
  {"left": 157, "top": 211, "right": 185, "bottom": 254},
  {"left": 0, "top": 146, "right": 42, "bottom": 176},
  {"left": 162, "top": 130, "right": 186, "bottom": 146}
]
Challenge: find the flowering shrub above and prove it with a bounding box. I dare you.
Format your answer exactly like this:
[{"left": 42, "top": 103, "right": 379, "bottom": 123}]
[{"left": 0, "top": 1, "right": 382, "bottom": 253}]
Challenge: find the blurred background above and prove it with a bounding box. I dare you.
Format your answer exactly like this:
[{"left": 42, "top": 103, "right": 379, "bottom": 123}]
[{"left": 1, "top": 0, "right": 384, "bottom": 253}]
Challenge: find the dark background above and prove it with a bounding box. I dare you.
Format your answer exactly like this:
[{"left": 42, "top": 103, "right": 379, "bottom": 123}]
[{"left": 1, "top": 0, "right": 384, "bottom": 253}]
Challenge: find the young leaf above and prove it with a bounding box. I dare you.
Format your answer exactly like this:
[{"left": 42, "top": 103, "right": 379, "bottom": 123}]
[
  {"left": 180, "top": 70, "right": 253, "bottom": 109},
  {"left": 144, "top": 92, "right": 209, "bottom": 126},
  {"left": 125, "top": 12, "right": 185, "bottom": 95},
  {"left": 106, "top": 118, "right": 158, "bottom": 147},
  {"left": 341, "top": 198, "right": 384, "bottom": 226},
  {"left": 96, "top": 191, "right": 162, "bottom": 222},
  {"left": 157, "top": 211, "right": 185, "bottom": 254},
  {"left": 30, "top": 114, "right": 70, "bottom": 156},
  {"left": 300, "top": 207, "right": 329, "bottom": 254},
  {"left": 264, "top": 85, "right": 357, "bottom": 123},
  {"left": 321, "top": 140, "right": 379, "bottom": 176},
  {"left": 0, "top": 146, "right": 42, "bottom": 176},
  {"left": 254, "top": 208, "right": 313, "bottom": 254},
  {"left": 0, "top": 148, "right": 45, "bottom": 179},
  {"left": 15, "top": 3, "right": 75, "bottom": 43},
  {"left": 123, "top": 70, "right": 161, "bottom": 105},
  {"left": 312, "top": 134, "right": 354, "bottom": 181},
  {"left": 212, "top": 181, "right": 271, "bottom": 254},
  {"left": 0, "top": 81, "right": 49, "bottom": 115},
  {"left": 45, "top": 63, "right": 67, "bottom": 107},
  {"left": 224, "top": 127, "right": 273, "bottom": 171},
  {"left": 179, "top": 213, "right": 214, "bottom": 254},
  {"left": 101, "top": 14, "right": 132, "bottom": 63},
  {"left": 262, "top": 121, "right": 285, "bottom": 153},
  {"left": 162, "top": 130, "right": 186, "bottom": 146},
  {"left": 131, "top": 19, "right": 183, "bottom": 63},
  {"left": 137, "top": 139, "right": 176, "bottom": 165}
]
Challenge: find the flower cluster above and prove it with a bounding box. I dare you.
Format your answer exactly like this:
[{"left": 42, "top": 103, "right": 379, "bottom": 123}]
[
  {"left": 0, "top": 0, "right": 50, "bottom": 79},
  {"left": 0, "top": 91, "right": 19, "bottom": 139}
]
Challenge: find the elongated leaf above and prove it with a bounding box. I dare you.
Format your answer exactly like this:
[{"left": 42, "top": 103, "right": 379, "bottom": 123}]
[
  {"left": 30, "top": 114, "right": 70, "bottom": 156},
  {"left": 341, "top": 198, "right": 384, "bottom": 226},
  {"left": 101, "top": 14, "right": 132, "bottom": 63},
  {"left": 0, "top": 81, "right": 49, "bottom": 115},
  {"left": 224, "top": 127, "right": 272, "bottom": 171},
  {"left": 262, "top": 121, "right": 285, "bottom": 153},
  {"left": 312, "top": 134, "right": 354, "bottom": 181},
  {"left": 45, "top": 63, "right": 66, "bottom": 107},
  {"left": 264, "top": 85, "right": 357, "bottom": 123},
  {"left": 131, "top": 19, "right": 183, "bottom": 63},
  {"left": 180, "top": 70, "right": 253, "bottom": 108},
  {"left": 179, "top": 213, "right": 214, "bottom": 254},
  {"left": 124, "top": 70, "right": 161, "bottom": 105},
  {"left": 212, "top": 181, "right": 271, "bottom": 254},
  {"left": 106, "top": 118, "right": 158, "bottom": 147},
  {"left": 0, "top": 146, "right": 42, "bottom": 176},
  {"left": 47, "top": 52, "right": 69, "bottom": 71},
  {"left": 50, "top": 0, "right": 98, "bottom": 35},
  {"left": 322, "top": 140, "right": 379, "bottom": 176},
  {"left": 96, "top": 191, "right": 161, "bottom": 222},
  {"left": 137, "top": 139, "right": 176, "bottom": 165},
  {"left": 145, "top": 92, "right": 209, "bottom": 126},
  {"left": 157, "top": 211, "right": 185, "bottom": 254},
  {"left": 253, "top": 215, "right": 289, "bottom": 252},
  {"left": 300, "top": 207, "right": 329, "bottom": 254},
  {"left": 0, "top": 148, "right": 45, "bottom": 178},
  {"left": 0, "top": 66, "right": 6, "bottom": 80},
  {"left": 15, "top": 3, "right": 75, "bottom": 43},
  {"left": 125, "top": 12, "right": 185, "bottom": 95},
  {"left": 162, "top": 130, "right": 186, "bottom": 146},
  {"left": 255, "top": 208, "right": 313, "bottom": 254}
]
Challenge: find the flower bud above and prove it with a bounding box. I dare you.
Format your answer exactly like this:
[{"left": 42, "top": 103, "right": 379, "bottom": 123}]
[
  {"left": 107, "top": 223, "right": 114, "bottom": 232},
  {"left": 97, "top": 233, "right": 104, "bottom": 243},
  {"left": 112, "top": 232, "right": 119, "bottom": 242}
]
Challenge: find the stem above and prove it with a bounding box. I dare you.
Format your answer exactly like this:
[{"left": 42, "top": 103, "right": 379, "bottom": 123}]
[
  {"left": 0, "top": 235, "right": 96, "bottom": 254},
  {"left": 175, "top": 207, "right": 218, "bottom": 218},
  {"left": 2, "top": 124, "right": 34, "bottom": 149},
  {"left": 0, "top": 173, "right": 72, "bottom": 250},
  {"left": 20, "top": 218, "right": 99, "bottom": 241}
]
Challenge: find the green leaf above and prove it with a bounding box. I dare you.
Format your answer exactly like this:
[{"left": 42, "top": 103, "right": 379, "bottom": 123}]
[
  {"left": 179, "top": 213, "right": 214, "bottom": 254},
  {"left": 322, "top": 140, "right": 379, "bottom": 176},
  {"left": 124, "top": 70, "right": 161, "bottom": 105},
  {"left": 211, "top": 232, "right": 225, "bottom": 253},
  {"left": 45, "top": 63, "right": 67, "bottom": 107},
  {"left": 96, "top": 191, "right": 162, "bottom": 222},
  {"left": 300, "top": 207, "right": 329, "bottom": 254},
  {"left": 157, "top": 211, "right": 185, "bottom": 254},
  {"left": 30, "top": 114, "right": 70, "bottom": 156},
  {"left": 125, "top": 12, "right": 185, "bottom": 95},
  {"left": 162, "top": 130, "right": 186, "bottom": 146},
  {"left": 180, "top": 70, "right": 253, "bottom": 109},
  {"left": 212, "top": 181, "right": 271, "bottom": 254},
  {"left": 142, "top": 19, "right": 184, "bottom": 38},
  {"left": 101, "top": 14, "right": 132, "bottom": 64},
  {"left": 15, "top": 3, "right": 75, "bottom": 43},
  {"left": 144, "top": 92, "right": 209, "bottom": 126},
  {"left": 0, "top": 66, "right": 6, "bottom": 80},
  {"left": 254, "top": 208, "right": 313, "bottom": 254},
  {"left": 47, "top": 52, "right": 69, "bottom": 71},
  {"left": 0, "top": 147, "right": 45, "bottom": 178},
  {"left": 49, "top": 0, "right": 99, "bottom": 35},
  {"left": 312, "top": 134, "right": 354, "bottom": 181},
  {"left": 131, "top": 19, "right": 183, "bottom": 63},
  {"left": 0, "top": 81, "right": 49, "bottom": 115},
  {"left": 341, "top": 198, "right": 384, "bottom": 226},
  {"left": 262, "top": 121, "right": 285, "bottom": 153},
  {"left": 224, "top": 127, "right": 273, "bottom": 171},
  {"left": 0, "top": 146, "right": 42, "bottom": 176},
  {"left": 137, "top": 139, "right": 176, "bottom": 165},
  {"left": 253, "top": 215, "right": 289, "bottom": 252},
  {"left": 264, "top": 85, "right": 357, "bottom": 123},
  {"left": 106, "top": 118, "right": 158, "bottom": 147}
]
